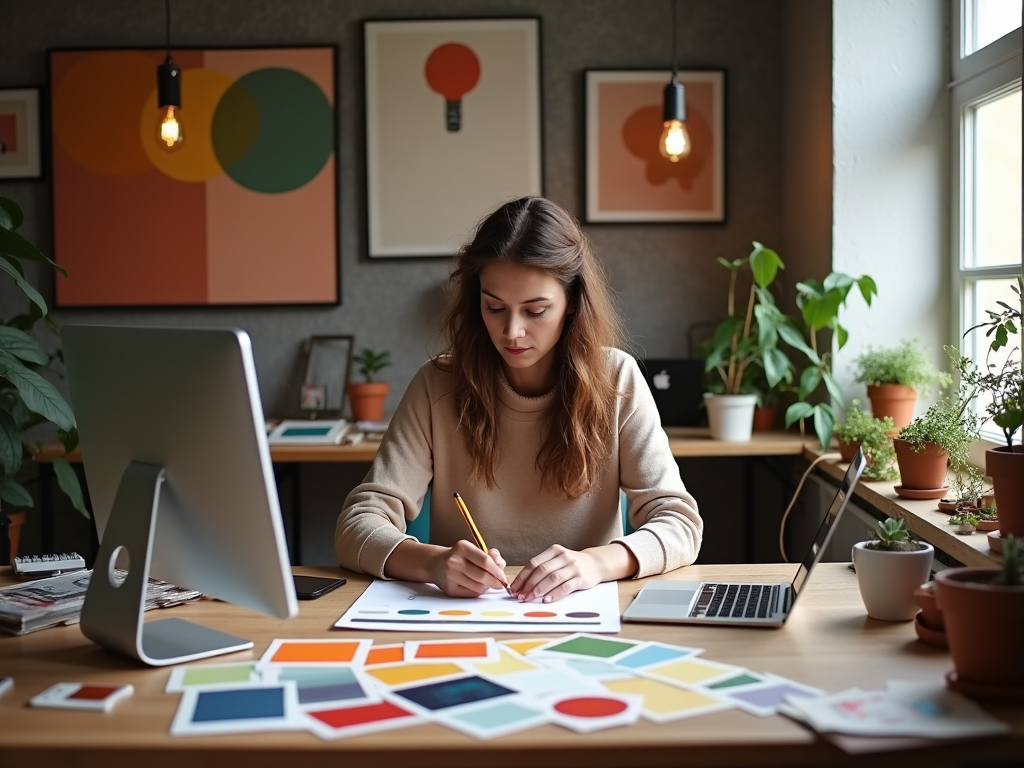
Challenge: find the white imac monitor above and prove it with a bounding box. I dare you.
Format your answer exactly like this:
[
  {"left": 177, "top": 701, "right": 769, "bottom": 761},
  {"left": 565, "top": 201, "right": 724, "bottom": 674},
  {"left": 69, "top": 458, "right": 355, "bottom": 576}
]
[{"left": 62, "top": 325, "right": 298, "bottom": 666}]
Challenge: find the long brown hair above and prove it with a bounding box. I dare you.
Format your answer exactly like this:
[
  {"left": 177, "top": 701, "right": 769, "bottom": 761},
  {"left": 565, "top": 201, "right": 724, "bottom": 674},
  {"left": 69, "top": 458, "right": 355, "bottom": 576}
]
[{"left": 437, "top": 196, "right": 626, "bottom": 499}]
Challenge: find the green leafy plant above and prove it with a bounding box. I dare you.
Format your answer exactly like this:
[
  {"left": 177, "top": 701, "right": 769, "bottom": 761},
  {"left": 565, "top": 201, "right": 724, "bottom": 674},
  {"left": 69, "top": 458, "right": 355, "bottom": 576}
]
[
  {"left": 352, "top": 348, "right": 392, "bottom": 383},
  {"left": 783, "top": 271, "right": 878, "bottom": 451},
  {"left": 864, "top": 517, "right": 922, "bottom": 552},
  {"left": 947, "top": 508, "right": 980, "bottom": 524},
  {"left": 0, "top": 195, "right": 88, "bottom": 518},
  {"left": 948, "top": 463, "right": 984, "bottom": 506},
  {"left": 833, "top": 400, "right": 898, "bottom": 480},
  {"left": 702, "top": 242, "right": 797, "bottom": 397},
  {"left": 959, "top": 276, "right": 1023, "bottom": 449},
  {"left": 897, "top": 392, "right": 980, "bottom": 471},
  {"left": 853, "top": 338, "right": 952, "bottom": 397},
  {"left": 996, "top": 535, "right": 1022, "bottom": 587}
]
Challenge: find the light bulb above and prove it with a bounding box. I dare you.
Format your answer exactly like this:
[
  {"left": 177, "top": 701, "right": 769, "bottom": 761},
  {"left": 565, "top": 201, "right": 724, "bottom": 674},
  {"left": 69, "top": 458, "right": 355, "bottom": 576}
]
[
  {"left": 659, "top": 119, "right": 691, "bottom": 162},
  {"left": 156, "top": 105, "right": 185, "bottom": 152}
]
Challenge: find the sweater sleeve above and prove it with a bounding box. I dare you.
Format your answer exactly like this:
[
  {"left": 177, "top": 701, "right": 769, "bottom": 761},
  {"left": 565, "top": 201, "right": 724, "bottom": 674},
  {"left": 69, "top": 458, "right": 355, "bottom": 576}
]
[
  {"left": 608, "top": 353, "right": 704, "bottom": 578},
  {"left": 334, "top": 364, "right": 437, "bottom": 578}
]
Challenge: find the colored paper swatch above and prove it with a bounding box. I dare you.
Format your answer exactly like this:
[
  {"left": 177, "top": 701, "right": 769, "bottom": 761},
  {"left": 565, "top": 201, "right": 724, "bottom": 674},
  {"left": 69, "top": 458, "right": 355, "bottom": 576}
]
[
  {"left": 546, "top": 692, "right": 643, "bottom": 733},
  {"left": 166, "top": 663, "right": 258, "bottom": 693},
  {"left": 366, "top": 662, "right": 465, "bottom": 687},
  {"left": 393, "top": 675, "right": 516, "bottom": 712},
  {"left": 440, "top": 699, "right": 549, "bottom": 740},
  {"left": 30, "top": 682, "right": 134, "bottom": 712},
  {"left": 365, "top": 645, "right": 405, "bottom": 666},
  {"left": 499, "top": 638, "right": 551, "bottom": 655},
  {"left": 262, "top": 639, "right": 370, "bottom": 665},
  {"left": 170, "top": 683, "right": 304, "bottom": 736},
  {"left": 707, "top": 672, "right": 765, "bottom": 689},
  {"left": 270, "top": 667, "right": 378, "bottom": 707},
  {"left": 615, "top": 643, "right": 700, "bottom": 669},
  {"left": 535, "top": 633, "right": 639, "bottom": 659},
  {"left": 405, "top": 638, "right": 498, "bottom": 662},
  {"left": 469, "top": 650, "right": 539, "bottom": 677},
  {"left": 305, "top": 700, "right": 423, "bottom": 741},
  {"left": 603, "top": 677, "right": 733, "bottom": 723},
  {"left": 641, "top": 657, "right": 742, "bottom": 686}
]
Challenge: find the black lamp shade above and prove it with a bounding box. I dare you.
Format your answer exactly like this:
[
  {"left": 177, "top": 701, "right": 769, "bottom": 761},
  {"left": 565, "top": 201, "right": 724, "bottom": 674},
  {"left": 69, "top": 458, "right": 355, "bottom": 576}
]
[
  {"left": 662, "top": 79, "right": 686, "bottom": 123},
  {"left": 157, "top": 55, "right": 181, "bottom": 109}
]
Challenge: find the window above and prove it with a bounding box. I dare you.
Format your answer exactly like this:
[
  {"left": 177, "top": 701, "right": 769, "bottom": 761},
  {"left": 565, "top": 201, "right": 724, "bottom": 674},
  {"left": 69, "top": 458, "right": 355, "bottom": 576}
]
[{"left": 951, "top": 1, "right": 1022, "bottom": 444}]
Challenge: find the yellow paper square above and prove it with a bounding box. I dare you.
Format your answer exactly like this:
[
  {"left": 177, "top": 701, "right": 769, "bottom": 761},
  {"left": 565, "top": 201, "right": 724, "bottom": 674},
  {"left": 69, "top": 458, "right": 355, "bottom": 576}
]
[
  {"left": 470, "top": 650, "right": 539, "bottom": 676},
  {"left": 366, "top": 662, "right": 464, "bottom": 687},
  {"left": 604, "top": 677, "right": 722, "bottom": 715}
]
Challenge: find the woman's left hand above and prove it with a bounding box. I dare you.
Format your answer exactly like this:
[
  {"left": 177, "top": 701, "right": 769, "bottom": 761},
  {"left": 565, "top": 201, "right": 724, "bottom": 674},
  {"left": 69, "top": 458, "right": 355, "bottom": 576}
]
[{"left": 509, "top": 544, "right": 604, "bottom": 603}]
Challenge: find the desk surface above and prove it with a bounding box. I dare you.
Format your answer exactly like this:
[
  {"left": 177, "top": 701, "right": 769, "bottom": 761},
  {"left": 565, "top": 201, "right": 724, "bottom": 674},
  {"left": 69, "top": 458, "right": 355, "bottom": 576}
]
[
  {"left": 33, "top": 428, "right": 809, "bottom": 463},
  {"left": 1, "top": 563, "right": 1020, "bottom": 767}
]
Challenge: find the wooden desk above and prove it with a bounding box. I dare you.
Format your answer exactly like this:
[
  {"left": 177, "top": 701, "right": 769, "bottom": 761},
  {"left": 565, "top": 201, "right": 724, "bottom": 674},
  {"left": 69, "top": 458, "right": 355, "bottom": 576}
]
[
  {"left": 30, "top": 431, "right": 809, "bottom": 563},
  {"left": 1, "top": 563, "right": 1020, "bottom": 767}
]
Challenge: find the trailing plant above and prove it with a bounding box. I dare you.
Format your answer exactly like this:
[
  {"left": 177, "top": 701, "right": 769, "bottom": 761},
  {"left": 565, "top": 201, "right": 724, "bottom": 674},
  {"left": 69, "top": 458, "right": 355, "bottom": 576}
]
[
  {"left": 702, "top": 242, "right": 796, "bottom": 397},
  {"left": 863, "top": 517, "right": 923, "bottom": 552},
  {"left": 833, "top": 400, "right": 898, "bottom": 481},
  {"left": 352, "top": 348, "right": 392, "bottom": 383},
  {"left": 995, "top": 535, "right": 1022, "bottom": 587},
  {"left": 948, "top": 464, "right": 984, "bottom": 506},
  {"left": 0, "top": 195, "right": 88, "bottom": 519},
  {"left": 853, "top": 338, "right": 952, "bottom": 397},
  {"left": 783, "top": 271, "right": 878, "bottom": 452},
  {"left": 955, "top": 278, "right": 1023, "bottom": 449},
  {"left": 897, "top": 392, "right": 980, "bottom": 471},
  {"left": 947, "top": 510, "right": 980, "bottom": 527}
]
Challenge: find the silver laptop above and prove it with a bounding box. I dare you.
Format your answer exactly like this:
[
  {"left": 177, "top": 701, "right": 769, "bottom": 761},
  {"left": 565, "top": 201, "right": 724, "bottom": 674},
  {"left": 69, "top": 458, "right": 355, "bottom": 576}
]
[{"left": 623, "top": 449, "right": 866, "bottom": 627}]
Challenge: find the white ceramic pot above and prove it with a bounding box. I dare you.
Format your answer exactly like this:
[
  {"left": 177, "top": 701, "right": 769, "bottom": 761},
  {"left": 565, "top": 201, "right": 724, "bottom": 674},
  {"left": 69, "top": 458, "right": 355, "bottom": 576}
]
[
  {"left": 703, "top": 393, "right": 757, "bottom": 442},
  {"left": 852, "top": 541, "right": 934, "bottom": 621}
]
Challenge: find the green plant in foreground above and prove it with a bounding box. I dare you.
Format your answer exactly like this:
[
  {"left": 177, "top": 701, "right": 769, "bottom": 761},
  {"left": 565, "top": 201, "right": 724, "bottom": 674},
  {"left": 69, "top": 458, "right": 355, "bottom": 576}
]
[
  {"left": 897, "top": 394, "right": 980, "bottom": 472},
  {"left": 866, "top": 517, "right": 921, "bottom": 552},
  {"left": 352, "top": 348, "right": 392, "bottom": 383},
  {"left": 853, "top": 338, "right": 952, "bottom": 397},
  {"left": 996, "top": 535, "right": 1022, "bottom": 587},
  {"left": 833, "top": 400, "right": 898, "bottom": 481},
  {"left": 0, "top": 195, "right": 88, "bottom": 518}
]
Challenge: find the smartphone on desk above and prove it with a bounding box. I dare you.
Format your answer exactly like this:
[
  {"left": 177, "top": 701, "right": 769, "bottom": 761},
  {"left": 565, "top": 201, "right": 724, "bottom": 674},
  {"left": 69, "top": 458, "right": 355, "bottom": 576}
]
[{"left": 293, "top": 575, "right": 347, "bottom": 600}]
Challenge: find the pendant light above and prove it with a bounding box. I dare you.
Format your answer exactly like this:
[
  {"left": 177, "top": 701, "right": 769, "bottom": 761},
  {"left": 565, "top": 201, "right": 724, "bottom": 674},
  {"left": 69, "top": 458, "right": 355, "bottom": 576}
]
[
  {"left": 156, "top": 0, "right": 185, "bottom": 152},
  {"left": 659, "top": 0, "right": 691, "bottom": 162}
]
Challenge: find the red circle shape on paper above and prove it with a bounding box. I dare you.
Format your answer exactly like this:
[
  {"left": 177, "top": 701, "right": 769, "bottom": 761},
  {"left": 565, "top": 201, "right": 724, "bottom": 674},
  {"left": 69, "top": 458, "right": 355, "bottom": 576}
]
[
  {"left": 554, "top": 697, "right": 628, "bottom": 718},
  {"left": 424, "top": 43, "right": 481, "bottom": 100}
]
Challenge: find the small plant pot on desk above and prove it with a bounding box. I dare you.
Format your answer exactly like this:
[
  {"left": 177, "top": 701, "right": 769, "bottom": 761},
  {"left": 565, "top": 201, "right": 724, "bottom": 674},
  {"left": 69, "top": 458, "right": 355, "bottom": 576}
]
[
  {"left": 852, "top": 540, "right": 934, "bottom": 621},
  {"left": 867, "top": 383, "right": 917, "bottom": 431},
  {"left": 346, "top": 382, "right": 390, "bottom": 423},
  {"left": 893, "top": 439, "right": 949, "bottom": 500}
]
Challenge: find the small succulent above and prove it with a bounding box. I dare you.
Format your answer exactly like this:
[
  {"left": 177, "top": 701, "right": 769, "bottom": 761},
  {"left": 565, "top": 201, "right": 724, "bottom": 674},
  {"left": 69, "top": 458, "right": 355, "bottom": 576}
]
[
  {"left": 996, "top": 535, "right": 1022, "bottom": 587},
  {"left": 352, "top": 348, "right": 392, "bottom": 383},
  {"left": 866, "top": 517, "right": 922, "bottom": 552}
]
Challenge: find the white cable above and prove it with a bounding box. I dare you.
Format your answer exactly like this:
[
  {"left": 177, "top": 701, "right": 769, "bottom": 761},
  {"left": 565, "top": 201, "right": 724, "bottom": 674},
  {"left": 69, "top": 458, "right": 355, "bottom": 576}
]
[{"left": 779, "top": 452, "right": 843, "bottom": 563}]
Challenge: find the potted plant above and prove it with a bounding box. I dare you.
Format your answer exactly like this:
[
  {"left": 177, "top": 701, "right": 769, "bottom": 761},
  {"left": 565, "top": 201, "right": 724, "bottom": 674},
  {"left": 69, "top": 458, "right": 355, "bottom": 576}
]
[
  {"left": 701, "top": 242, "right": 794, "bottom": 441},
  {"left": 853, "top": 339, "right": 952, "bottom": 430},
  {"left": 935, "top": 535, "right": 1024, "bottom": 702},
  {"left": 893, "top": 392, "right": 979, "bottom": 500},
  {"left": 851, "top": 517, "right": 934, "bottom": 621},
  {"left": 783, "top": 270, "right": 878, "bottom": 452},
  {"left": 833, "top": 400, "right": 898, "bottom": 480},
  {"left": 0, "top": 195, "right": 89, "bottom": 562},
  {"left": 959, "top": 276, "right": 1023, "bottom": 540},
  {"left": 938, "top": 464, "right": 984, "bottom": 512},
  {"left": 946, "top": 509, "right": 980, "bottom": 535},
  {"left": 346, "top": 347, "right": 392, "bottom": 423}
]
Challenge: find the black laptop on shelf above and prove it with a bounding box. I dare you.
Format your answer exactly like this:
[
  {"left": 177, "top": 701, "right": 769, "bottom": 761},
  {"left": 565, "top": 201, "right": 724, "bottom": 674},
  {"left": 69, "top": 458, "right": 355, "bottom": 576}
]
[{"left": 638, "top": 358, "right": 706, "bottom": 427}]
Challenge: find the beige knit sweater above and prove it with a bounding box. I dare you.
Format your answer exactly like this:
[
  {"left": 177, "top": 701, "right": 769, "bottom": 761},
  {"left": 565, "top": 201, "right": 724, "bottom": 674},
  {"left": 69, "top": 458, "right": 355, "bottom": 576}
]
[{"left": 334, "top": 348, "right": 703, "bottom": 579}]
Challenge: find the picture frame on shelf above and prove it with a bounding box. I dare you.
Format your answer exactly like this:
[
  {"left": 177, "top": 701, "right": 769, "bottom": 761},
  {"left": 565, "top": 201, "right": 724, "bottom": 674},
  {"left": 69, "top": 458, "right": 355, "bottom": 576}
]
[
  {"left": 0, "top": 87, "right": 42, "bottom": 179},
  {"left": 364, "top": 17, "right": 542, "bottom": 258},
  {"left": 303, "top": 334, "right": 354, "bottom": 416},
  {"left": 585, "top": 69, "right": 725, "bottom": 223},
  {"left": 48, "top": 46, "right": 339, "bottom": 307}
]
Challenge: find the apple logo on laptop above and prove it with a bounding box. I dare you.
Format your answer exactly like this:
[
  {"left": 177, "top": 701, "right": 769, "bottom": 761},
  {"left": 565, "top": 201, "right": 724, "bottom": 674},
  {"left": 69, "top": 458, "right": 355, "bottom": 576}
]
[{"left": 653, "top": 370, "right": 671, "bottom": 390}]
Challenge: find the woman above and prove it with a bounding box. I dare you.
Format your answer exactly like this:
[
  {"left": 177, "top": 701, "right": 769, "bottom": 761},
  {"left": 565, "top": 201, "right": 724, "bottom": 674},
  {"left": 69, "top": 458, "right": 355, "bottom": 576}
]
[{"left": 335, "top": 196, "right": 701, "bottom": 602}]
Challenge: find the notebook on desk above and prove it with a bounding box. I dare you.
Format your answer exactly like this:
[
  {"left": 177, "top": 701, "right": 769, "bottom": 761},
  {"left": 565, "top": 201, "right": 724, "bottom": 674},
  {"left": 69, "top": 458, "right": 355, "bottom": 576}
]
[
  {"left": 623, "top": 449, "right": 866, "bottom": 628},
  {"left": 637, "top": 358, "right": 706, "bottom": 426}
]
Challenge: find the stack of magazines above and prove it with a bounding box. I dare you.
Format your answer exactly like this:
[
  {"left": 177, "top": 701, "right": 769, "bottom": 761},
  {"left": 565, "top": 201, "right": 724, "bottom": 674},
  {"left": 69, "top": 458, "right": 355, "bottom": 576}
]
[{"left": 0, "top": 569, "right": 202, "bottom": 635}]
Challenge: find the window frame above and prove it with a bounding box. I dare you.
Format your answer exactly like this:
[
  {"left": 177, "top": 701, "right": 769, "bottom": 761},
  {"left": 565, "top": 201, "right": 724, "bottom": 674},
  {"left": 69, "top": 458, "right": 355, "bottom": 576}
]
[{"left": 949, "top": 2, "right": 1022, "bottom": 449}]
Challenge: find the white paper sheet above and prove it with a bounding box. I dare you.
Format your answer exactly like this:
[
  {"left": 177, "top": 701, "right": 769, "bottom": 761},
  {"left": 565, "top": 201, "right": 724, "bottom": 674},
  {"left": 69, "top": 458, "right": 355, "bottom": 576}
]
[{"left": 334, "top": 580, "right": 621, "bottom": 633}]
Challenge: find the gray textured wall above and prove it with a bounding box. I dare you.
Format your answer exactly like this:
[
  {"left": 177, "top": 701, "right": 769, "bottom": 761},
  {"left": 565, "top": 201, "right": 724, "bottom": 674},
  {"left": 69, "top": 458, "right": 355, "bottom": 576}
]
[{"left": 1, "top": 0, "right": 784, "bottom": 416}]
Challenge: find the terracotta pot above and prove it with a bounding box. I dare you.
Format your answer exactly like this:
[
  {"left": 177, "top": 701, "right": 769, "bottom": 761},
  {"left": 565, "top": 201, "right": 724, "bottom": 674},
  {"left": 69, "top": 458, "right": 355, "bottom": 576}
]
[
  {"left": 894, "top": 439, "right": 948, "bottom": 490},
  {"left": 986, "top": 445, "right": 1024, "bottom": 538},
  {"left": 852, "top": 541, "right": 934, "bottom": 621},
  {"left": 346, "top": 382, "right": 390, "bottom": 423},
  {"left": 838, "top": 439, "right": 861, "bottom": 463},
  {"left": 752, "top": 406, "right": 777, "bottom": 432},
  {"left": 913, "top": 581, "right": 943, "bottom": 630},
  {"left": 935, "top": 568, "right": 1024, "bottom": 700},
  {"left": 976, "top": 518, "right": 1000, "bottom": 532},
  {"left": 867, "top": 383, "right": 917, "bottom": 431},
  {"left": 5, "top": 510, "right": 26, "bottom": 565}
]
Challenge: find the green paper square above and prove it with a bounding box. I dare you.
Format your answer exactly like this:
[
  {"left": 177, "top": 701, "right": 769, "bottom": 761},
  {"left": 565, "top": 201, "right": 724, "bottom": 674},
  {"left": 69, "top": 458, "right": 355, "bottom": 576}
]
[
  {"left": 546, "top": 636, "right": 638, "bottom": 658},
  {"left": 708, "top": 672, "right": 764, "bottom": 689},
  {"left": 181, "top": 663, "right": 255, "bottom": 686}
]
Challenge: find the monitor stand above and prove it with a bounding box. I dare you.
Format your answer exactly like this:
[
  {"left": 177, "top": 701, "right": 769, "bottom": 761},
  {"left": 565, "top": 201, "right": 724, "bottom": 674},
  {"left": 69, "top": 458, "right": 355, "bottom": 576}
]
[{"left": 80, "top": 461, "right": 253, "bottom": 666}]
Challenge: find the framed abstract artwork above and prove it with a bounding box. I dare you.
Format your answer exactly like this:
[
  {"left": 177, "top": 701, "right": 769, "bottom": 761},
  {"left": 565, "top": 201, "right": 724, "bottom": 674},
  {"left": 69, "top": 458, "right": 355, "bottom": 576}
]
[
  {"left": 48, "top": 46, "right": 338, "bottom": 307},
  {"left": 364, "top": 18, "right": 542, "bottom": 258},
  {"left": 0, "top": 88, "right": 42, "bottom": 179},
  {"left": 585, "top": 70, "right": 725, "bottom": 223}
]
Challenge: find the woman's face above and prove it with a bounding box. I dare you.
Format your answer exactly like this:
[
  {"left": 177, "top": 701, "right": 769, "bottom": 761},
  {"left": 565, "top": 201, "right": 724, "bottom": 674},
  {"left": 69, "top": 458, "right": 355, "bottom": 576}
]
[{"left": 479, "top": 260, "right": 571, "bottom": 396}]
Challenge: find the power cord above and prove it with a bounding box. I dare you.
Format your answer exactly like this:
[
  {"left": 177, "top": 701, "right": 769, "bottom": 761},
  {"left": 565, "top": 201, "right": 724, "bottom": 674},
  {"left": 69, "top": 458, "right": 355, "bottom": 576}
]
[{"left": 779, "top": 452, "right": 843, "bottom": 562}]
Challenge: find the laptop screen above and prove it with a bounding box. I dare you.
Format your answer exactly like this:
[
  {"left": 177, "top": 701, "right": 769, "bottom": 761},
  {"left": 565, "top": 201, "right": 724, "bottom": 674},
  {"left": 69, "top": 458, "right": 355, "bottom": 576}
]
[
  {"left": 790, "top": 450, "right": 866, "bottom": 598},
  {"left": 637, "top": 358, "right": 706, "bottom": 427}
]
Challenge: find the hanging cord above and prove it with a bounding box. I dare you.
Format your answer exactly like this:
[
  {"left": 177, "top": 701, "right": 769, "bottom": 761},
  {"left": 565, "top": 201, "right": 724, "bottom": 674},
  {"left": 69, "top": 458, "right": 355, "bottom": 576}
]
[
  {"left": 670, "top": 0, "right": 679, "bottom": 78},
  {"left": 779, "top": 452, "right": 842, "bottom": 562},
  {"left": 165, "top": 0, "right": 172, "bottom": 53}
]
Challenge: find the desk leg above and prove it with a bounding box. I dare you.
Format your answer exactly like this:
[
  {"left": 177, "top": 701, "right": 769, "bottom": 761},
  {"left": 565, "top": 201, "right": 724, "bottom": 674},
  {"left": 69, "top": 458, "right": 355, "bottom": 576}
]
[{"left": 40, "top": 462, "right": 54, "bottom": 554}]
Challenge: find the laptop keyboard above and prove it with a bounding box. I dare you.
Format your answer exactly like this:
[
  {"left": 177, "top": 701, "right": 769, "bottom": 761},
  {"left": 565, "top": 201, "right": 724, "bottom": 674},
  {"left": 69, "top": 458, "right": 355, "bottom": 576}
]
[{"left": 689, "top": 583, "right": 779, "bottom": 620}]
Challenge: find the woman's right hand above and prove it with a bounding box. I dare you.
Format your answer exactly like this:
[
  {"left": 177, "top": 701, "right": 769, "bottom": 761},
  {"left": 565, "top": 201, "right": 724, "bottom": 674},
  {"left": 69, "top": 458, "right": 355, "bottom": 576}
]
[{"left": 430, "top": 540, "right": 508, "bottom": 597}]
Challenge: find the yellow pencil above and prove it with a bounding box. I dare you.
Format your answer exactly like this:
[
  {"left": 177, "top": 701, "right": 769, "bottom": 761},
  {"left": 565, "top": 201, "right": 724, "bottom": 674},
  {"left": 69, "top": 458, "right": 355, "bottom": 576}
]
[{"left": 454, "top": 492, "right": 513, "bottom": 595}]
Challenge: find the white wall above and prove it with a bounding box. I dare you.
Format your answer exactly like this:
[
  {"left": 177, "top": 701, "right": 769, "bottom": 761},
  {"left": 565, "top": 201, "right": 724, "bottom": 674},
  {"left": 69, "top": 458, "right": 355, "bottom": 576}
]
[{"left": 831, "top": 0, "right": 951, "bottom": 410}]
